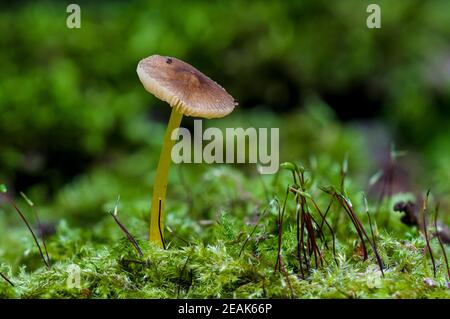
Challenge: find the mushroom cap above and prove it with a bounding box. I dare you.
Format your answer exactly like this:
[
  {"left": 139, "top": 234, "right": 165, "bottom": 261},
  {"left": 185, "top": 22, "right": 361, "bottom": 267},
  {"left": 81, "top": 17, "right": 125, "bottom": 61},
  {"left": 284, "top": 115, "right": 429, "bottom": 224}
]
[{"left": 137, "top": 55, "right": 237, "bottom": 119}]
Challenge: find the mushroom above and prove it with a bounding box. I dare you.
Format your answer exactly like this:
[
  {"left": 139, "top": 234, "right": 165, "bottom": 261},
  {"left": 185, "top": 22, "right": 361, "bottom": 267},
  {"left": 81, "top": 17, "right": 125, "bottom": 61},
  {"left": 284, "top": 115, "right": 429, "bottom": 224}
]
[{"left": 137, "top": 55, "right": 237, "bottom": 247}]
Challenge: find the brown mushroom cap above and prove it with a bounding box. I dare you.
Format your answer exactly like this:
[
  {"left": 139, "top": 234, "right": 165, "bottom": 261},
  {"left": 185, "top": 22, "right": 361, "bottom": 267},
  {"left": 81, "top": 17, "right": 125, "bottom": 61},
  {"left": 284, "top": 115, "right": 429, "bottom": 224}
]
[{"left": 137, "top": 55, "right": 237, "bottom": 119}]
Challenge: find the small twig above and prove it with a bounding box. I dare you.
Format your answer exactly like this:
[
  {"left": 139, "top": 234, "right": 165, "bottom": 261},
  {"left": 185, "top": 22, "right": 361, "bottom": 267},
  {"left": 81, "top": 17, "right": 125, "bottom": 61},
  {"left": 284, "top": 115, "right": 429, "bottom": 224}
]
[{"left": 0, "top": 272, "right": 14, "bottom": 287}]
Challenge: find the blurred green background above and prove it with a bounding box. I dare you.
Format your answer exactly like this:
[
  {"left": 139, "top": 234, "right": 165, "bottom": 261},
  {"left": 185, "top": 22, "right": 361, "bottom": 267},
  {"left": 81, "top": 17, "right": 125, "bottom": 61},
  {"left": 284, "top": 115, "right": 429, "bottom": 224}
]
[{"left": 0, "top": 0, "right": 449, "bottom": 206}]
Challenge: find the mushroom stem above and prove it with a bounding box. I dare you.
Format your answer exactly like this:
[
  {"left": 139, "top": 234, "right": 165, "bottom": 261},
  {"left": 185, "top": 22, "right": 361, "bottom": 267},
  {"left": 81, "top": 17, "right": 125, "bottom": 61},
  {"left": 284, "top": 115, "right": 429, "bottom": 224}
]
[{"left": 149, "top": 107, "right": 183, "bottom": 246}]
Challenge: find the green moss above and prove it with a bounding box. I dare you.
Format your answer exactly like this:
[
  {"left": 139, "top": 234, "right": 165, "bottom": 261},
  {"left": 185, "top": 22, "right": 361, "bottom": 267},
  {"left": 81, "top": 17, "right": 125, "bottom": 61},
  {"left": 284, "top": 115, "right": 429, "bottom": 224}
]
[
  {"left": 0, "top": 95, "right": 448, "bottom": 299},
  {"left": 1, "top": 151, "right": 449, "bottom": 298}
]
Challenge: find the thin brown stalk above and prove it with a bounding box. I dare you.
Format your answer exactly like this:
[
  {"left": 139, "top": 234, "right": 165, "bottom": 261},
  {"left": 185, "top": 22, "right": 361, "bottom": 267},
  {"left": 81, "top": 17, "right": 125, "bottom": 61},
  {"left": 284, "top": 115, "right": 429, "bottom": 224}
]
[
  {"left": 363, "top": 194, "right": 381, "bottom": 270},
  {"left": 422, "top": 190, "right": 436, "bottom": 278},
  {"left": 300, "top": 202, "right": 311, "bottom": 274},
  {"left": 280, "top": 264, "right": 295, "bottom": 299},
  {"left": 239, "top": 206, "right": 269, "bottom": 257},
  {"left": 287, "top": 188, "right": 327, "bottom": 245},
  {"left": 0, "top": 272, "right": 14, "bottom": 287},
  {"left": 296, "top": 169, "right": 315, "bottom": 273},
  {"left": 294, "top": 200, "right": 305, "bottom": 279},
  {"left": 275, "top": 190, "right": 288, "bottom": 273},
  {"left": 1, "top": 194, "right": 49, "bottom": 268},
  {"left": 304, "top": 212, "right": 321, "bottom": 267},
  {"left": 109, "top": 197, "right": 143, "bottom": 257},
  {"left": 20, "top": 192, "right": 50, "bottom": 266},
  {"left": 158, "top": 199, "right": 166, "bottom": 250},
  {"left": 111, "top": 213, "right": 143, "bottom": 257},
  {"left": 434, "top": 203, "right": 450, "bottom": 281},
  {"left": 336, "top": 193, "right": 384, "bottom": 275},
  {"left": 310, "top": 197, "right": 338, "bottom": 265},
  {"left": 296, "top": 195, "right": 302, "bottom": 271},
  {"left": 309, "top": 213, "right": 327, "bottom": 248},
  {"left": 319, "top": 198, "right": 333, "bottom": 232},
  {"left": 337, "top": 195, "right": 368, "bottom": 259},
  {"left": 289, "top": 186, "right": 326, "bottom": 246}
]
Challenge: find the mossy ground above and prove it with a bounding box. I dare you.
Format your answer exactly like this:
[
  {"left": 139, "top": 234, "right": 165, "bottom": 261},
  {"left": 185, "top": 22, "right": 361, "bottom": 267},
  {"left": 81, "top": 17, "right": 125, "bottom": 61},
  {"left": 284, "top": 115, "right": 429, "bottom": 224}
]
[{"left": 1, "top": 109, "right": 449, "bottom": 299}]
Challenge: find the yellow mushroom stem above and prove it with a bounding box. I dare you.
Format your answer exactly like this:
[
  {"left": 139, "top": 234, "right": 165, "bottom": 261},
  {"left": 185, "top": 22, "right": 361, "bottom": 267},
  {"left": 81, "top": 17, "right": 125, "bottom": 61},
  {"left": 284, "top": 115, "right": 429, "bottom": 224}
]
[{"left": 149, "top": 107, "right": 183, "bottom": 246}]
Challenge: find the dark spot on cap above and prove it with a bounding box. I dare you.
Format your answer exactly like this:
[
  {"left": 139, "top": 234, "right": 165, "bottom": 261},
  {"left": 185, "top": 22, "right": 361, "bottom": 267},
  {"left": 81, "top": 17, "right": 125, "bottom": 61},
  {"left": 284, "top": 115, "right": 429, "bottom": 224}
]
[{"left": 166, "top": 58, "right": 173, "bottom": 64}]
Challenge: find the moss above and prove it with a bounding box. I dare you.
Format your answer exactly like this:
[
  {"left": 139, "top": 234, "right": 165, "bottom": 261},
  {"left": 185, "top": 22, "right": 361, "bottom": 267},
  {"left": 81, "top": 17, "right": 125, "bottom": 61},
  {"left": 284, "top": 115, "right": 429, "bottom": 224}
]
[
  {"left": 1, "top": 108, "right": 449, "bottom": 299},
  {"left": 1, "top": 157, "right": 449, "bottom": 299}
]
